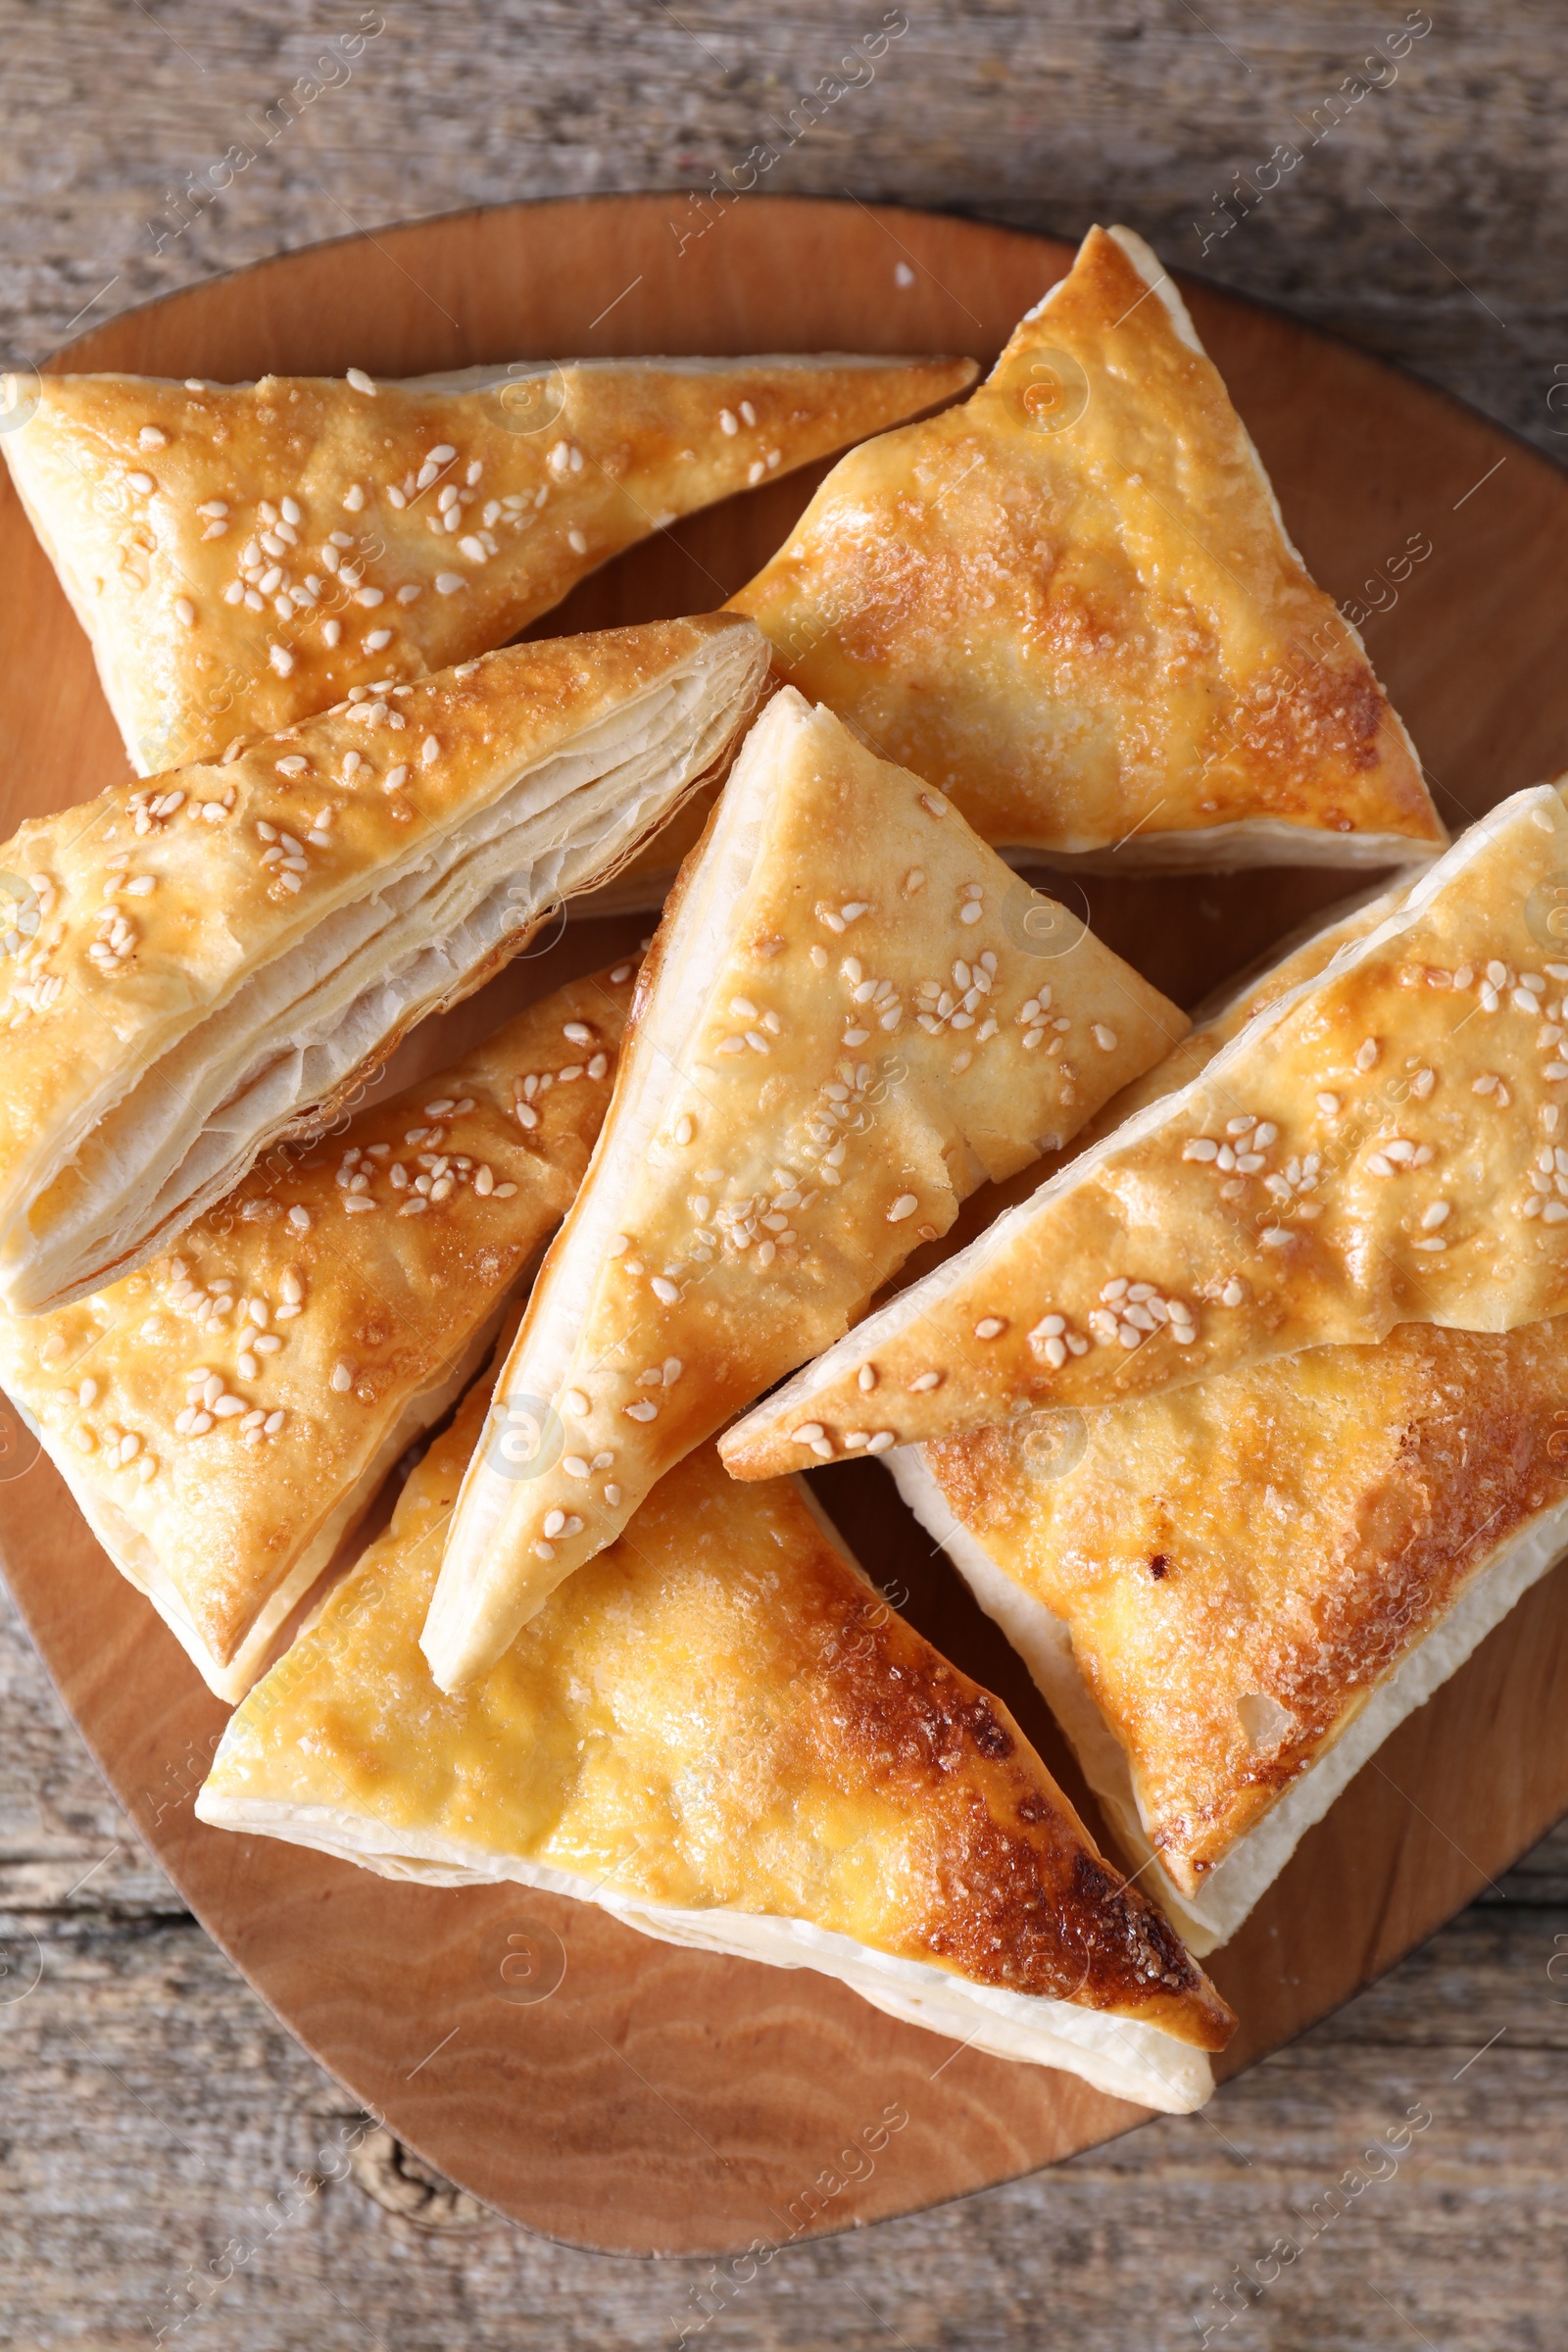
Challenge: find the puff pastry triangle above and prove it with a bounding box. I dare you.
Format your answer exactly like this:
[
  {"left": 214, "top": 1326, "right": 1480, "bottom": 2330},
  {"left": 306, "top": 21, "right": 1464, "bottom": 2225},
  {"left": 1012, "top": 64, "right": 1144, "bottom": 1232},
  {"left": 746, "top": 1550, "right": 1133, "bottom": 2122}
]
[
  {"left": 729, "top": 225, "right": 1445, "bottom": 871},
  {"left": 0, "top": 961, "right": 637, "bottom": 1700},
  {"left": 198, "top": 1381, "right": 1235, "bottom": 2110},
  {"left": 0, "top": 613, "right": 767, "bottom": 1312},
  {"left": 724, "top": 780, "right": 1568, "bottom": 1469},
  {"left": 422, "top": 688, "right": 1186, "bottom": 1687},
  {"left": 6, "top": 352, "right": 975, "bottom": 772},
  {"left": 898, "top": 1309, "right": 1568, "bottom": 1957},
  {"left": 890, "top": 893, "right": 1568, "bottom": 1950}
]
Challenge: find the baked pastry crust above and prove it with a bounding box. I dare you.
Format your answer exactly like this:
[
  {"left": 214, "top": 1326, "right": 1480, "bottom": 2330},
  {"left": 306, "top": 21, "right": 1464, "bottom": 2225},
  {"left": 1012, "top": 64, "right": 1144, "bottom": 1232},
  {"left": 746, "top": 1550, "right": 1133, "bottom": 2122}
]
[
  {"left": 0, "top": 962, "right": 637, "bottom": 1698},
  {"left": 724, "top": 782, "right": 1568, "bottom": 1470},
  {"left": 729, "top": 226, "right": 1444, "bottom": 871},
  {"left": 900, "top": 1316, "right": 1568, "bottom": 1948},
  {"left": 422, "top": 689, "right": 1185, "bottom": 1688},
  {"left": 198, "top": 1378, "right": 1234, "bottom": 2107},
  {"left": 6, "top": 353, "right": 975, "bottom": 772},
  {"left": 0, "top": 614, "right": 767, "bottom": 1311}
]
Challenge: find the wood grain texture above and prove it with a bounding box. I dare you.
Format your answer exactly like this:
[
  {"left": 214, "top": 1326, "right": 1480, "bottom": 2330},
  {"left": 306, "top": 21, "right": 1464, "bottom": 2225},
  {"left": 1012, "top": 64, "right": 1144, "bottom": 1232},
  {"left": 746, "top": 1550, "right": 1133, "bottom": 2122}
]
[
  {"left": 1, "top": 4, "right": 1566, "bottom": 2343},
  {"left": 5, "top": 190, "right": 1568, "bottom": 2271}
]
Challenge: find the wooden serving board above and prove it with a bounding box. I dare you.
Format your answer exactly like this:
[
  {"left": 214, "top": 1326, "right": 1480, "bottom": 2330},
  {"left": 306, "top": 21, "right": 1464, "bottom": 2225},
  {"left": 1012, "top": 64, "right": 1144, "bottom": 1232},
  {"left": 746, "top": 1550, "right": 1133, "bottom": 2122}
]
[{"left": 3, "top": 195, "right": 1568, "bottom": 2261}]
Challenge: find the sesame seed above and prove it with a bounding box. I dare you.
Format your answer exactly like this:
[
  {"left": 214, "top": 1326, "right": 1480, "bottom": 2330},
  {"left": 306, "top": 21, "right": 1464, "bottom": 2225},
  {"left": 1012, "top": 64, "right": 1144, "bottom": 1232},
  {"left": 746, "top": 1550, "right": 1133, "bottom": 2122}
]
[
  {"left": 434, "top": 573, "right": 466, "bottom": 595},
  {"left": 974, "top": 1317, "right": 1006, "bottom": 1340},
  {"left": 651, "top": 1276, "right": 679, "bottom": 1304},
  {"left": 625, "top": 1399, "right": 659, "bottom": 1422},
  {"left": 865, "top": 1432, "right": 896, "bottom": 1454},
  {"left": 346, "top": 369, "right": 376, "bottom": 396},
  {"left": 330, "top": 1362, "right": 354, "bottom": 1393}
]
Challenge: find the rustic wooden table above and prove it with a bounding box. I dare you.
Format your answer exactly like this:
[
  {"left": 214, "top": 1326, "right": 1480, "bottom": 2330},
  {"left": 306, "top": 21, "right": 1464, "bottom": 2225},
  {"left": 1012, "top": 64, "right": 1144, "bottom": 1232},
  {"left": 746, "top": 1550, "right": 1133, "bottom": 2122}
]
[{"left": 3, "top": 5, "right": 1566, "bottom": 2346}]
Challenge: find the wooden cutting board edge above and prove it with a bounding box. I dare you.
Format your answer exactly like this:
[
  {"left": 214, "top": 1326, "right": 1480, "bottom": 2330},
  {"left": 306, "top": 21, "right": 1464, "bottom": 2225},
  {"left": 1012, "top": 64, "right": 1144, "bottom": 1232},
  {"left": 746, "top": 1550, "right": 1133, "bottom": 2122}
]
[{"left": 3, "top": 191, "right": 1567, "bottom": 2258}]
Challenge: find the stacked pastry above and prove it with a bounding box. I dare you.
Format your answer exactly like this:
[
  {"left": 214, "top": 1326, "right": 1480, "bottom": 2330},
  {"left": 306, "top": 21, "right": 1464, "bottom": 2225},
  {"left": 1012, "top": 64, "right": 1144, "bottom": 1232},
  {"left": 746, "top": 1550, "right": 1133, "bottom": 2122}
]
[{"left": 14, "top": 220, "right": 1544, "bottom": 2118}]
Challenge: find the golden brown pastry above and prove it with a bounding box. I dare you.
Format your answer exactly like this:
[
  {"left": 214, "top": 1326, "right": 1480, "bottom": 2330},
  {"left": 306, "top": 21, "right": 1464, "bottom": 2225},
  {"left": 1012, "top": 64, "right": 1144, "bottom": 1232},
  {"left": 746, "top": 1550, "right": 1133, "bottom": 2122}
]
[
  {"left": 6, "top": 353, "right": 975, "bottom": 772},
  {"left": 729, "top": 225, "right": 1445, "bottom": 871},
  {"left": 888, "top": 878, "right": 1568, "bottom": 1950},
  {"left": 724, "top": 781, "right": 1568, "bottom": 1471},
  {"left": 0, "top": 963, "right": 636, "bottom": 1700},
  {"left": 421, "top": 689, "right": 1186, "bottom": 1689},
  {"left": 198, "top": 1381, "right": 1235, "bottom": 2109},
  {"left": 0, "top": 614, "right": 767, "bottom": 1312},
  {"left": 897, "top": 1318, "right": 1568, "bottom": 1954}
]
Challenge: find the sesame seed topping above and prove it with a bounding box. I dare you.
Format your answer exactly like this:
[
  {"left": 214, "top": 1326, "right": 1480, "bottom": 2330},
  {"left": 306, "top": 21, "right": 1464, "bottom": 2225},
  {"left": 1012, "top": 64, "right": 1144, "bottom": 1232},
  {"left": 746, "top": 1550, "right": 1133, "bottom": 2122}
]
[
  {"left": 974, "top": 1317, "right": 1006, "bottom": 1340},
  {"left": 346, "top": 369, "right": 375, "bottom": 396}
]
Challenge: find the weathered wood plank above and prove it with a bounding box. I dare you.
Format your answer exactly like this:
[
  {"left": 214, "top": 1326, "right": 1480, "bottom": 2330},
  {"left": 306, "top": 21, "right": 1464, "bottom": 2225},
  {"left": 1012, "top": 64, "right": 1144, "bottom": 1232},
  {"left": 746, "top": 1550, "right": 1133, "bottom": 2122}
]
[{"left": 1, "top": 1, "right": 1564, "bottom": 457}]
